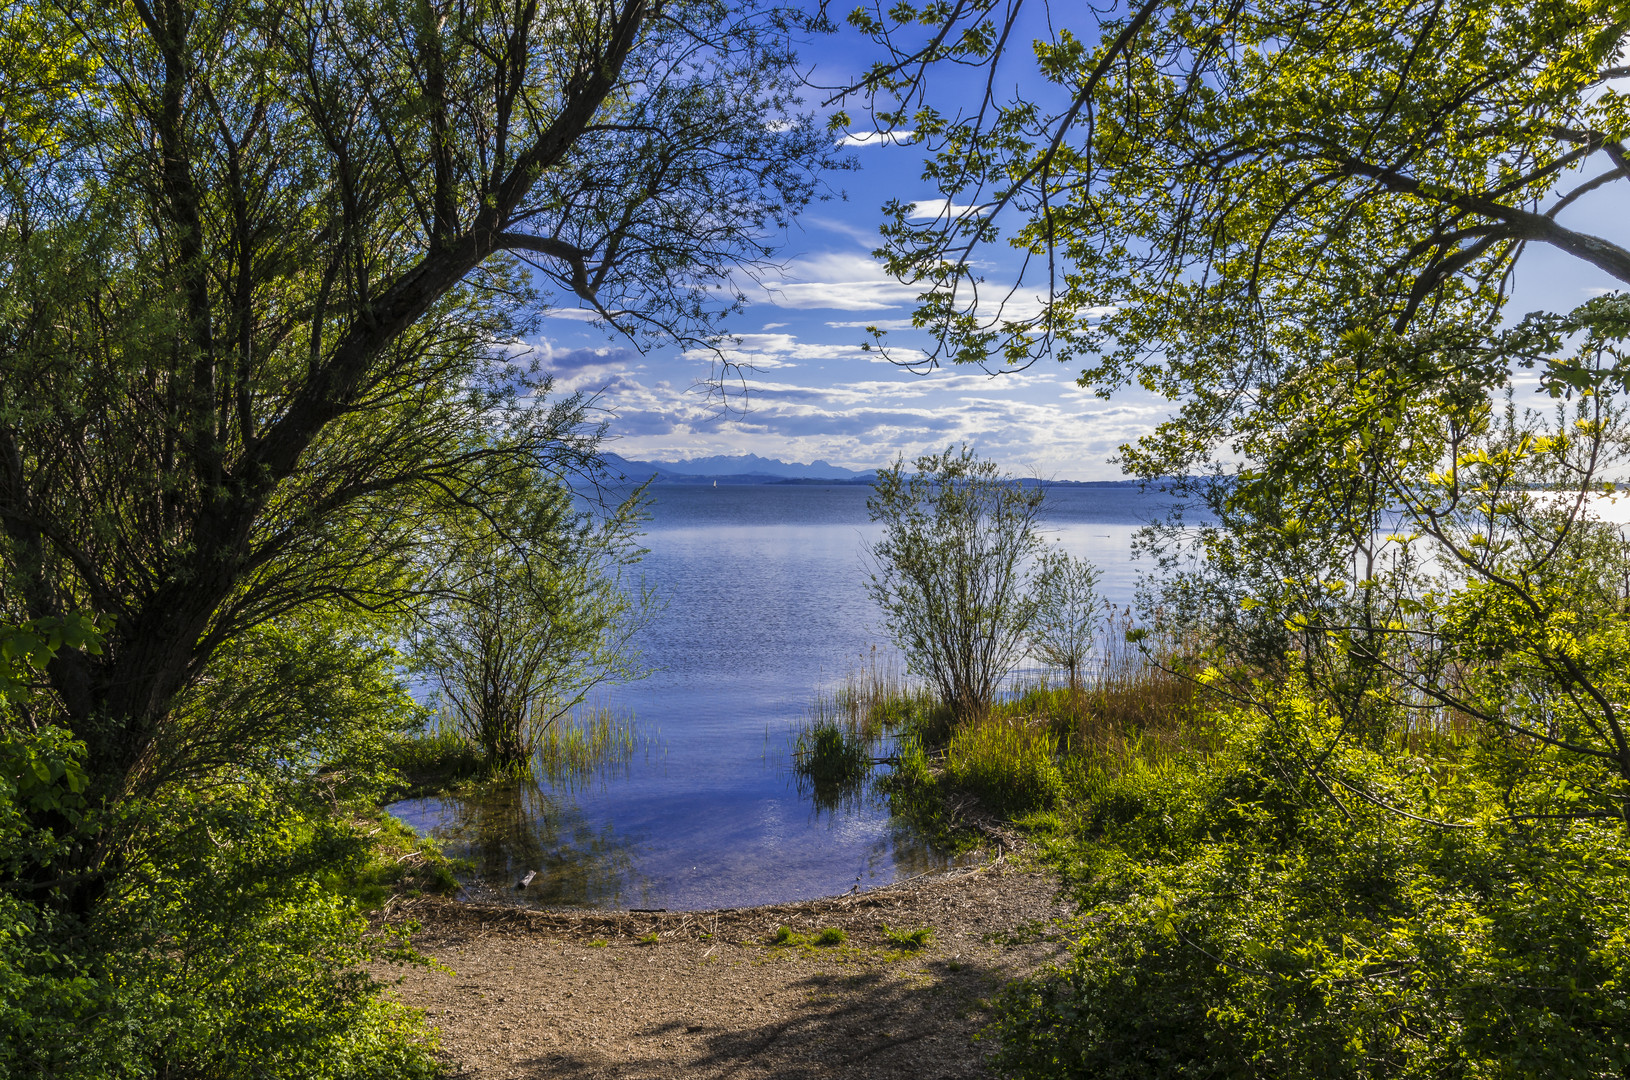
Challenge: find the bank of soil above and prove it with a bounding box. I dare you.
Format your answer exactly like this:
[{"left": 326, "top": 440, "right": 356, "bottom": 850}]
[{"left": 377, "top": 861, "right": 1072, "bottom": 1079}]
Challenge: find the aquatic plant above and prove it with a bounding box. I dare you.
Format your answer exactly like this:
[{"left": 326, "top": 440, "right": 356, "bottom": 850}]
[{"left": 533, "top": 707, "right": 641, "bottom": 788}]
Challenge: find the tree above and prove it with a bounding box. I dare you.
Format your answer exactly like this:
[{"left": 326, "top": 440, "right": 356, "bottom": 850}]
[
  {"left": 839, "top": 0, "right": 1630, "bottom": 776},
  {"left": 866, "top": 447, "right": 1045, "bottom": 722},
  {"left": 0, "top": 0, "right": 838, "bottom": 884},
  {"left": 837, "top": 0, "right": 1630, "bottom": 458},
  {"left": 1028, "top": 547, "right": 1100, "bottom": 691},
  {"left": 837, "top": 4, "right": 1630, "bottom": 1069},
  {"left": 411, "top": 472, "right": 654, "bottom": 770}
]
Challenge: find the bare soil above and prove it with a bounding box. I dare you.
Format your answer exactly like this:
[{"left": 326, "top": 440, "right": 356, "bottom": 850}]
[{"left": 376, "top": 860, "right": 1073, "bottom": 1079}]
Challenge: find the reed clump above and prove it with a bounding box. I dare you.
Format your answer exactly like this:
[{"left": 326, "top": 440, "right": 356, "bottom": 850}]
[
  {"left": 384, "top": 716, "right": 486, "bottom": 792},
  {"left": 534, "top": 707, "right": 639, "bottom": 787},
  {"left": 385, "top": 707, "right": 642, "bottom": 794},
  {"left": 944, "top": 714, "right": 1063, "bottom": 815},
  {"left": 810, "top": 649, "right": 947, "bottom": 743}
]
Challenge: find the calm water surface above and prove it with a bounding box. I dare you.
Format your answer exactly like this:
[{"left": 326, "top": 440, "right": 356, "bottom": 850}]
[{"left": 388, "top": 483, "right": 1187, "bottom": 910}]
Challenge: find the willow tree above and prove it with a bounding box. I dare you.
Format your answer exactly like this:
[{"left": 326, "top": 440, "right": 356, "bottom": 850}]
[
  {"left": 867, "top": 447, "right": 1045, "bottom": 722},
  {"left": 411, "top": 471, "right": 654, "bottom": 770},
  {"left": 0, "top": 0, "right": 838, "bottom": 894}
]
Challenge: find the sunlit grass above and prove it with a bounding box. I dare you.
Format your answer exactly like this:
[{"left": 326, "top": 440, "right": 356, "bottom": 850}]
[{"left": 945, "top": 714, "right": 1063, "bottom": 814}]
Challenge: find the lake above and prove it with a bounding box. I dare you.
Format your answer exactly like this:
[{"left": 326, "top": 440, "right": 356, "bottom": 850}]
[{"left": 387, "top": 482, "right": 1188, "bottom": 911}]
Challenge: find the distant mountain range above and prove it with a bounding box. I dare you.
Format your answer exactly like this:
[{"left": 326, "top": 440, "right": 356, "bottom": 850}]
[
  {"left": 599, "top": 453, "right": 878, "bottom": 485},
  {"left": 597, "top": 453, "right": 1156, "bottom": 487}
]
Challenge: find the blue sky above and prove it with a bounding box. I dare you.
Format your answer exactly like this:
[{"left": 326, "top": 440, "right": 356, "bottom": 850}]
[{"left": 532, "top": 19, "right": 1625, "bottom": 482}]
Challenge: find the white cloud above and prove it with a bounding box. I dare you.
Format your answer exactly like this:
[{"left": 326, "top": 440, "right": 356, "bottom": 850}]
[
  {"left": 759, "top": 251, "right": 925, "bottom": 311},
  {"left": 579, "top": 356, "right": 1173, "bottom": 480},
  {"left": 905, "top": 198, "right": 987, "bottom": 220},
  {"left": 682, "top": 331, "right": 874, "bottom": 369},
  {"left": 826, "top": 318, "right": 916, "bottom": 330},
  {"left": 839, "top": 130, "right": 915, "bottom": 147}
]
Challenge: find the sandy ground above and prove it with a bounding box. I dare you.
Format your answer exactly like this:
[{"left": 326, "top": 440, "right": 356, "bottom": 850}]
[{"left": 376, "top": 861, "right": 1074, "bottom": 1079}]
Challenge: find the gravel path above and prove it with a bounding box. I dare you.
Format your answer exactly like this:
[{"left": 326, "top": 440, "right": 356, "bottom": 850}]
[{"left": 377, "top": 862, "right": 1073, "bottom": 1079}]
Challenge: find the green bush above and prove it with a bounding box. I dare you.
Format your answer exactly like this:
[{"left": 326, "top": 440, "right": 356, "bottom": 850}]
[
  {"left": 0, "top": 782, "right": 443, "bottom": 1080},
  {"left": 0, "top": 619, "right": 444, "bottom": 1080},
  {"left": 988, "top": 691, "right": 1630, "bottom": 1080}
]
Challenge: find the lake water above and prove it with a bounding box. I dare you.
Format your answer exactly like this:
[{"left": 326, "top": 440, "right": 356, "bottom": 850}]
[{"left": 387, "top": 482, "right": 1187, "bottom": 911}]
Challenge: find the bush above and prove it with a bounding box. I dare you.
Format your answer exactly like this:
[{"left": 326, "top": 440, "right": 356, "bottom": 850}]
[
  {"left": 987, "top": 689, "right": 1630, "bottom": 1080},
  {"left": 0, "top": 619, "right": 444, "bottom": 1080},
  {"left": 866, "top": 447, "right": 1045, "bottom": 722}
]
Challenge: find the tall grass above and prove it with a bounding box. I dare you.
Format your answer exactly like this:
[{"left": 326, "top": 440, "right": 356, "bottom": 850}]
[
  {"left": 1001, "top": 608, "right": 1214, "bottom": 771},
  {"left": 945, "top": 715, "right": 1063, "bottom": 814},
  {"left": 534, "top": 707, "right": 639, "bottom": 788},
  {"left": 788, "top": 625, "right": 1215, "bottom": 829},
  {"left": 808, "top": 648, "right": 947, "bottom": 743},
  {"left": 385, "top": 714, "right": 485, "bottom": 791}
]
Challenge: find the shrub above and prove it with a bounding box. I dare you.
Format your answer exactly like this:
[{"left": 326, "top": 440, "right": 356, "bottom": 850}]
[
  {"left": 867, "top": 447, "right": 1045, "bottom": 722},
  {"left": 988, "top": 690, "right": 1630, "bottom": 1080}
]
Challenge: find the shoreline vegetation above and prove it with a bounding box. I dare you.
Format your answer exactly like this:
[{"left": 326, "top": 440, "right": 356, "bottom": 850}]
[{"left": 383, "top": 707, "right": 646, "bottom": 799}]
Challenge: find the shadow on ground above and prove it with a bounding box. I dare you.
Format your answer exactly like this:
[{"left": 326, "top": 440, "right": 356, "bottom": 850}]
[{"left": 496, "top": 955, "right": 1010, "bottom": 1079}]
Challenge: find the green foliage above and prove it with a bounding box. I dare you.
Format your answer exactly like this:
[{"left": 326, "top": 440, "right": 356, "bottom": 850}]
[
  {"left": 93, "top": 789, "right": 441, "bottom": 1080},
  {"left": 867, "top": 447, "right": 1046, "bottom": 722},
  {"left": 856, "top": 0, "right": 1629, "bottom": 396},
  {"left": 989, "top": 687, "right": 1630, "bottom": 1080},
  {"left": 0, "top": 617, "right": 444, "bottom": 1079},
  {"left": 411, "top": 473, "right": 654, "bottom": 769},
  {"left": 384, "top": 720, "right": 487, "bottom": 794},
  {"left": 338, "top": 809, "right": 463, "bottom": 909},
  {"left": 0, "top": 775, "right": 443, "bottom": 1080}
]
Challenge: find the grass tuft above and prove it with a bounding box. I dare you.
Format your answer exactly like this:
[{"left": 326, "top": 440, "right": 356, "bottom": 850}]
[{"left": 882, "top": 924, "right": 934, "bottom": 950}]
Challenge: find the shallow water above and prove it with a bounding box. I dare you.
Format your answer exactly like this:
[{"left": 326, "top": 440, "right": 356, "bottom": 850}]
[{"left": 388, "top": 483, "right": 1189, "bottom": 911}]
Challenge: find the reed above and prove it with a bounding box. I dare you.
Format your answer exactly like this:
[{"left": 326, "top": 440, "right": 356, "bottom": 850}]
[
  {"left": 808, "top": 648, "right": 944, "bottom": 742},
  {"left": 944, "top": 713, "right": 1063, "bottom": 814},
  {"left": 533, "top": 706, "right": 639, "bottom": 787},
  {"left": 1045, "top": 606, "right": 1215, "bottom": 765}
]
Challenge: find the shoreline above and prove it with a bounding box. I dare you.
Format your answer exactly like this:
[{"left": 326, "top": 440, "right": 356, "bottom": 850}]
[{"left": 375, "top": 859, "right": 1070, "bottom": 1079}]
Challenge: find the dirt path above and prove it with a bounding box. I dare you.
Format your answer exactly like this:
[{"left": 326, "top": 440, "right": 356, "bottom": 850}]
[{"left": 377, "top": 862, "right": 1073, "bottom": 1079}]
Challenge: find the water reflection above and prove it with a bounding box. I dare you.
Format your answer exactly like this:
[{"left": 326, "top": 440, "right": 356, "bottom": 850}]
[
  {"left": 388, "top": 748, "right": 962, "bottom": 911},
  {"left": 390, "top": 777, "right": 653, "bottom": 909}
]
